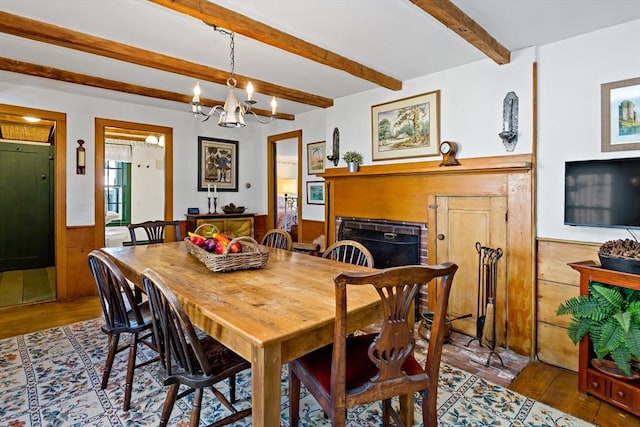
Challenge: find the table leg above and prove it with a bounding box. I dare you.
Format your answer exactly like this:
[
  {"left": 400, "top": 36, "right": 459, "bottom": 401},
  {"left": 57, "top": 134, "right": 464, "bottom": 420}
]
[{"left": 252, "top": 343, "right": 282, "bottom": 427}]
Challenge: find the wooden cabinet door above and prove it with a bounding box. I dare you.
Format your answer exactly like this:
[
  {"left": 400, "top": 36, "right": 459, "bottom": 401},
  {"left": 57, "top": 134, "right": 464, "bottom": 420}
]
[
  {"left": 226, "top": 218, "right": 254, "bottom": 237},
  {"left": 434, "top": 196, "right": 507, "bottom": 345}
]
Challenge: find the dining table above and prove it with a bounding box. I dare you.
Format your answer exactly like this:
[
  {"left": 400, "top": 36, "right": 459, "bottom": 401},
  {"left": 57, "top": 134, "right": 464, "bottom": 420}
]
[{"left": 99, "top": 241, "right": 415, "bottom": 426}]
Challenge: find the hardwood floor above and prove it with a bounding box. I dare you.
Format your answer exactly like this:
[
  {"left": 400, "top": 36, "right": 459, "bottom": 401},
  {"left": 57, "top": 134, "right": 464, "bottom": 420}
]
[{"left": 1, "top": 297, "right": 638, "bottom": 425}]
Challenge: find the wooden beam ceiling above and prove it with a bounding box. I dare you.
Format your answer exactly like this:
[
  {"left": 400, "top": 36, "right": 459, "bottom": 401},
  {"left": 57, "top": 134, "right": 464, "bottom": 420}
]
[
  {"left": 0, "top": 57, "right": 295, "bottom": 120},
  {"left": 408, "top": 0, "right": 511, "bottom": 65},
  {"left": 149, "top": 0, "right": 403, "bottom": 91},
  {"left": 0, "top": 11, "right": 330, "bottom": 109}
]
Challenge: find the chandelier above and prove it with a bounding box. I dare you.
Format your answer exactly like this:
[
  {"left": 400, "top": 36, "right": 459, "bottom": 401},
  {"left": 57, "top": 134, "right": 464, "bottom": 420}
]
[{"left": 191, "top": 27, "right": 277, "bottom": 127}]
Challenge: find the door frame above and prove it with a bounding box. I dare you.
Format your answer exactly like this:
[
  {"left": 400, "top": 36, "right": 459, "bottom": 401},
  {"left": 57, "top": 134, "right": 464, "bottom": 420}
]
[
  {"left": 266, "top": 130, "right": 303, "bottom": 240},
  {"left": 94, "top": 118, "right": 173, "bottom": 247},
  {"left": 0, "top": 103, "right": 67, "bottom": 298}
]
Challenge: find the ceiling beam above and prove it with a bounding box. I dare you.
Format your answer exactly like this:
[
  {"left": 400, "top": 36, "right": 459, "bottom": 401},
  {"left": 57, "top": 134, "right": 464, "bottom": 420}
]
[
  {"left": 149, "top": 0, "right": 403, "bottom": 91},
  {"left": 0, "top": 57, "right": 295, "bottom": 121},
  {"left": 0, "top": 11, "right": 330, "bottom": 109},
  {"left": 408, "top": 0, "right": 510, "bottom": 65}
]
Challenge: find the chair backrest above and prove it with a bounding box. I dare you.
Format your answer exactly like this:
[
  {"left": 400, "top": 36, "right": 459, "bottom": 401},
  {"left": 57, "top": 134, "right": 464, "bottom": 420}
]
[
  {"left": 322, "top": 239, "right": 375, "bottom": 267},
  {"left": 260, "top": 228, "right": 293, "bottom": 250},
  {"left": 141, "top": 268, "right": 213, "bottom": 379},
  {"left": 87, "top": 250, "right": 145, "bottom": 330},
  {"left": 332, "top": 263, "right": 458, "bottom": 404},
  {"left": 128, "top": 220, "right": 181, "bottom": 245}
]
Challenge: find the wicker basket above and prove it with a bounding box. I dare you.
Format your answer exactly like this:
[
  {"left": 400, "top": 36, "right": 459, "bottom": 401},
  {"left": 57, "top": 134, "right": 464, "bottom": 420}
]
[
  {"left": 184, "top": 235, "right": 269, "bottom": 272},
  {"left": 193, "top": 223, "right": 220, "bottom": 238}
]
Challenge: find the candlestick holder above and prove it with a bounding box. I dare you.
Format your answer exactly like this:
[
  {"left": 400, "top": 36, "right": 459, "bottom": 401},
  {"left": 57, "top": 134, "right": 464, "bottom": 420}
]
[
  {"left": 213, "top": 197, "right": 218, "bottom": 213},
  {"left": 207, "top": 197, "right": 212, "bottom": 214}
]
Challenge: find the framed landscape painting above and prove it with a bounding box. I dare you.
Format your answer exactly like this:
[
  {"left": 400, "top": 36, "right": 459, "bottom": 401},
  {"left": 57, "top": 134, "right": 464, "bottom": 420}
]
[
  {"left": 307, "top": 141, "right": 325, "bottom": 174},
  {"left": 197, "top": 136, "right": 238, "bottom": 191},
  {"left": 601, "top": 77, "right": 640, "bottom": 152},
  {"left": 306, "top": 181, "right": 325, "bottom": 205},
  {"left": 371, "top": 90, "right": 440, "bottom": 161}
]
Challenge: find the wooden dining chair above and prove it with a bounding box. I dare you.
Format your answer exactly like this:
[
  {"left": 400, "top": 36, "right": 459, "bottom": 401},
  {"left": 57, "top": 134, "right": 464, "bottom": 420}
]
[
  {"left": 260, "top": 228, "right": 293, "bottom": 250},
  {"left": 322, "top": 239, "right": 375, "bottom": 267},
  {"left": 288, "top": 263, "right": 458, "bottom": 427},
  {"left": 87, "top": 250, "right": 159, "bottom": 411},
  {"left": 141, "top": 268, "right": 252, "bottom": 427},
  {"left": 127, "top": 220, "right": 181, "bottom": 245}
]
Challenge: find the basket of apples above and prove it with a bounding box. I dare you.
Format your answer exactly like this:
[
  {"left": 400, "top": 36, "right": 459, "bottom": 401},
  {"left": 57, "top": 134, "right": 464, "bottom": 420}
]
[{"left": 185, "top": 224, "right": 269, "bottom": 272}]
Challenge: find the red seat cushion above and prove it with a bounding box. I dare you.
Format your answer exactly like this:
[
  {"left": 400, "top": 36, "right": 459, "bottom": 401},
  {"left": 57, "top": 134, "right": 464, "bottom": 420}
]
[{"left": 296, "top": 333, "right": 424, "bottom": 394}]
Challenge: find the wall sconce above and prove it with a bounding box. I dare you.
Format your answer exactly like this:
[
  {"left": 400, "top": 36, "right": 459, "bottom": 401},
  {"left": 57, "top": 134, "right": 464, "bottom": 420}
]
[
  {"left": 326, "top": 127, "right": 340, "bottom": 166},
  {"left": 76, "top": 139, "right": 86, "bottom": 175},
  {"left": 498, "top": 91, "right": 518, "bottom": 152}
]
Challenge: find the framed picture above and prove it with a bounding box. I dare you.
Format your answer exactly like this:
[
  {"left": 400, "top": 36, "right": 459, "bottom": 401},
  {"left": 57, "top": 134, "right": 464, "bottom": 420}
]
[
  {"left": 306, "top": 181, "right": 325, "bottom": 205},
  {"left": 197, "top": 136, "right": 238, "bottom": 191},
  {"left": 371, "top": 90, "right": 440, "bottom": 161},
  {"left": 307, "top": 141, "right": 326, "bottom": 174},
  {"left": 601, "top": 77, "right": 640, "bottom": 152}
]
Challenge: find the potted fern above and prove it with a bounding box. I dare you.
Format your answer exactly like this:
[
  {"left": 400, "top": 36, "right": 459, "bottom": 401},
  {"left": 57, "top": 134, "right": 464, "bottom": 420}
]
[
  {"left": 342, "top": 151, "right": 363, "bottom": 172},
  {"left": 557, "top": 282, "right": 640, "bottom": 377}
]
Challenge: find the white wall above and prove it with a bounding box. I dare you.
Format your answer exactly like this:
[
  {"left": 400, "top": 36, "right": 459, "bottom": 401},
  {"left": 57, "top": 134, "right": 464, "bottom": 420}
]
[{"left": 537, "top": 20, "right": 640, "bottom": 243}]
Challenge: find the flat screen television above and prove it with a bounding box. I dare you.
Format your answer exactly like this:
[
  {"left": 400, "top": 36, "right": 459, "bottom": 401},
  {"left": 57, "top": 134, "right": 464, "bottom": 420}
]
[{"left": 564, "top": 157, "right": 640, "bottom": 229}]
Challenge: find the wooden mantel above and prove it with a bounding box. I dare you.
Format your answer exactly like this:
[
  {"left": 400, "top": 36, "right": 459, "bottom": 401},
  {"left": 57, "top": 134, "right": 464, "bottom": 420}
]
[{"left": 321, "top": 153, "right": 535, "bottom": 356}]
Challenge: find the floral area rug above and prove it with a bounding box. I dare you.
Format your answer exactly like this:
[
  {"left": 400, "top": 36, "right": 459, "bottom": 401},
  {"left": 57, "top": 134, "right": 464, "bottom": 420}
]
[{"left": 0, "top": 318, "right": 594, "bottom": 426}]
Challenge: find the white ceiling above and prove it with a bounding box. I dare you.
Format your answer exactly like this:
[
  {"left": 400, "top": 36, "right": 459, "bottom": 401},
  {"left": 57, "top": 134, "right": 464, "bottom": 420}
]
[{"left": 1, "top": 0, "right": 640, "bottom": 117}]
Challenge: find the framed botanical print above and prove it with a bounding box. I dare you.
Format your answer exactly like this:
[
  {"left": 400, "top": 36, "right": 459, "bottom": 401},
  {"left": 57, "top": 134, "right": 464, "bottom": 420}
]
[
  {"left": 371, "top": 90, "right": 440, "bottom": 161},
  {"left": 307, "top": 141, "right": 326, "bottom": 174},
  {"left": 197, "top": 136, "right": 238, "bottom": 191}
]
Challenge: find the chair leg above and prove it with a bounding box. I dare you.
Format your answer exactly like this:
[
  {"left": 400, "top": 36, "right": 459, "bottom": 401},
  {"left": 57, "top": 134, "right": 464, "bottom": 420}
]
[
  {"left": 422, "top": 389, "right": 437, "bottom": 427},
  {"left": 288, "top": 365, "right": 300, "bottom": 426},
  {"left": 382, "top": 399, "right": 391, "bottom": 427},
  {"left": 101, "top": 333, "right": 120, "bottom": 390},
  {"left": 229, "top": 373, "right": 237, "bottom": 403},
  {"left": 190, "top": 388, "right": 204, "bottom": 427},
  {"left": 159, "top": 383, "right": 179, "bottom": 427},
  {"left": 123, "top": 332, "right": 138, "bottom": 411}
]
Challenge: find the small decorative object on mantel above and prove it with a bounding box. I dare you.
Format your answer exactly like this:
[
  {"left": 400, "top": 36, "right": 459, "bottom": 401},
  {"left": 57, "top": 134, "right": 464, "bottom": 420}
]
[
  {"left": 498, "top": 91, "right": 518, "bottom": 152},
  {"left": 598, "top": 238, "right": 640, "bottom": 274},
  {"left": 342, "top": 151, "right": 363, "bottom": 172},
  {"left": 439, "top": 141, "right": 459, "bottom": 166}
]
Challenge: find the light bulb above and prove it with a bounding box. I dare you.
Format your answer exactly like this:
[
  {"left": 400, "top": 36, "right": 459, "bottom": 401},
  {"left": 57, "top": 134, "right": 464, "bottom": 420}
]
[
  {"left": 246, "top": 82, "right": 254, "bottom": 101},
  {"left": 192, "top": 82, "right": 201, "bottom": 103},
  {"left": 271, "top": 97, "right": 277, "bottom": 115}
]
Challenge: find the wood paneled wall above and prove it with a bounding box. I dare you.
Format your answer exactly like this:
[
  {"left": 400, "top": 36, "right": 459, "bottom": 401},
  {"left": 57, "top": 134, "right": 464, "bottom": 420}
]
[
  {"left": 536, "top": 238, "right": 600, "bottom": 371},
  {"left": 63, "top": 226, "right": 97, "bottom": 299},
  {"left": 322, "top": 154, "right": 535, "bottom": 356}
]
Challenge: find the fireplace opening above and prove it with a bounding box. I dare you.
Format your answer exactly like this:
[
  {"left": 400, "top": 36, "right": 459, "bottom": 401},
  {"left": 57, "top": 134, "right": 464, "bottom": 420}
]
[{"left": 338, "top": 219, "right": 421, "bottom": 268}]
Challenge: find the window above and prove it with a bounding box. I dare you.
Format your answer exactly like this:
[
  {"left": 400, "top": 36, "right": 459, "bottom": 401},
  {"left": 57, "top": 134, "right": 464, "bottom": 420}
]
[{"left": 105, "top": 160, "right": 131, "bottom": 226}]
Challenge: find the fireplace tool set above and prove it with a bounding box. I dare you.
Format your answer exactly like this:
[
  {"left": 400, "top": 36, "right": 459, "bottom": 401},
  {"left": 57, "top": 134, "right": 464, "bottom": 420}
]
[{"left": 467, "top": 241, "right": 504, "bottom": 367}]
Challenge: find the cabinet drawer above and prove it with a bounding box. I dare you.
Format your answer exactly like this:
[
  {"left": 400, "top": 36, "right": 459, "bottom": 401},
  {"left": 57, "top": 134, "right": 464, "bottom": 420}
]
[
  {"left": 586, "top": 370, "right": 608, "bottom": 399},
  {"left": 610, "top": 380, "right": 636, "bottom": 411}
]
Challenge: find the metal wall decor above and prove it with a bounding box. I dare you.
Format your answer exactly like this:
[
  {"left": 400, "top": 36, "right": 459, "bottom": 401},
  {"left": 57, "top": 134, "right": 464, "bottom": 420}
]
[
  {"left": 499, "top": 91, "right": 518, "bottom": 152},
  {"left": 326, "top": 127, "right": 340, "bottom": 166}
]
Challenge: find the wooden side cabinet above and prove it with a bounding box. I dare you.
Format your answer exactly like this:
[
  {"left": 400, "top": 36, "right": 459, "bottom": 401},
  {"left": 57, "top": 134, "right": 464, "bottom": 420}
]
[
  {"left": 185, "top": 213, "right": 255, "bottom": 238},
  {"left": 569, "top": 261, "right": 640, "bottom": 416}
]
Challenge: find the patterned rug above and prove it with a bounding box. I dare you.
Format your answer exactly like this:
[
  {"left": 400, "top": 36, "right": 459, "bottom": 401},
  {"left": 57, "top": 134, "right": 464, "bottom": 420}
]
[{"left": 0, "top": 319, "right": 594, "bottom": 427}]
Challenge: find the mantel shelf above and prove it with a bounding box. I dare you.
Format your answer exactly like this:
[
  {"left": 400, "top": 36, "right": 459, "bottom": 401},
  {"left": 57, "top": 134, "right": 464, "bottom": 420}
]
[{"left": 319, "top": 154, "right": 532, "bottom": 179}]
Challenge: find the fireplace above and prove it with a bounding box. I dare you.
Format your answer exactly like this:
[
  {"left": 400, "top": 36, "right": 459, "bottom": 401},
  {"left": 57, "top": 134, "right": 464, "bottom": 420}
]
[{"left": 337, "top": 218, "right": 428, "bottom": 315}]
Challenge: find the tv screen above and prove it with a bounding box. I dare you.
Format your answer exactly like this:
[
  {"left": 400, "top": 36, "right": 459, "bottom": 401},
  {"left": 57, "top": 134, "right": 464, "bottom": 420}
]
[{"left": 564, "top": 157, "right": 640, "bottom": 229}]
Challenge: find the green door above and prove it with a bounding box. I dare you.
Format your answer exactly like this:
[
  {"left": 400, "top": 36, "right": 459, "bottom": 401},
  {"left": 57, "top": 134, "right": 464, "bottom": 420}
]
[{"left": 0, "top": 142, "right": 54, "bottom": 271}]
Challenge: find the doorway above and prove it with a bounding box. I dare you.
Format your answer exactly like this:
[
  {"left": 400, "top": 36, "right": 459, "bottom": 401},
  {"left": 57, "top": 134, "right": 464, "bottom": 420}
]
[
  {"left": 0, "top": 109, "right": 60, "bottom": 307},
  {"left": 267, "top": 130, "right": 302, "bottom": 241},
  {"left": 94, "top": 118, "right": 173, "bottom": 248}
]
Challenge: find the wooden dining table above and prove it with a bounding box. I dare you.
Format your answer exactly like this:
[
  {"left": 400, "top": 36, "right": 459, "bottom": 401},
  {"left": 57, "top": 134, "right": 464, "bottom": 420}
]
[{"left": 100, "top": 241, "right": 414, "bottom": 426}]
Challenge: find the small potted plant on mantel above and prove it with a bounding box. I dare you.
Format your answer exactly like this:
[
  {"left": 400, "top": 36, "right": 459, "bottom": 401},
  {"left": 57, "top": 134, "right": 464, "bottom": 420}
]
[{"left": 342, "top": 151, "right": 363, "bottom": 173}]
